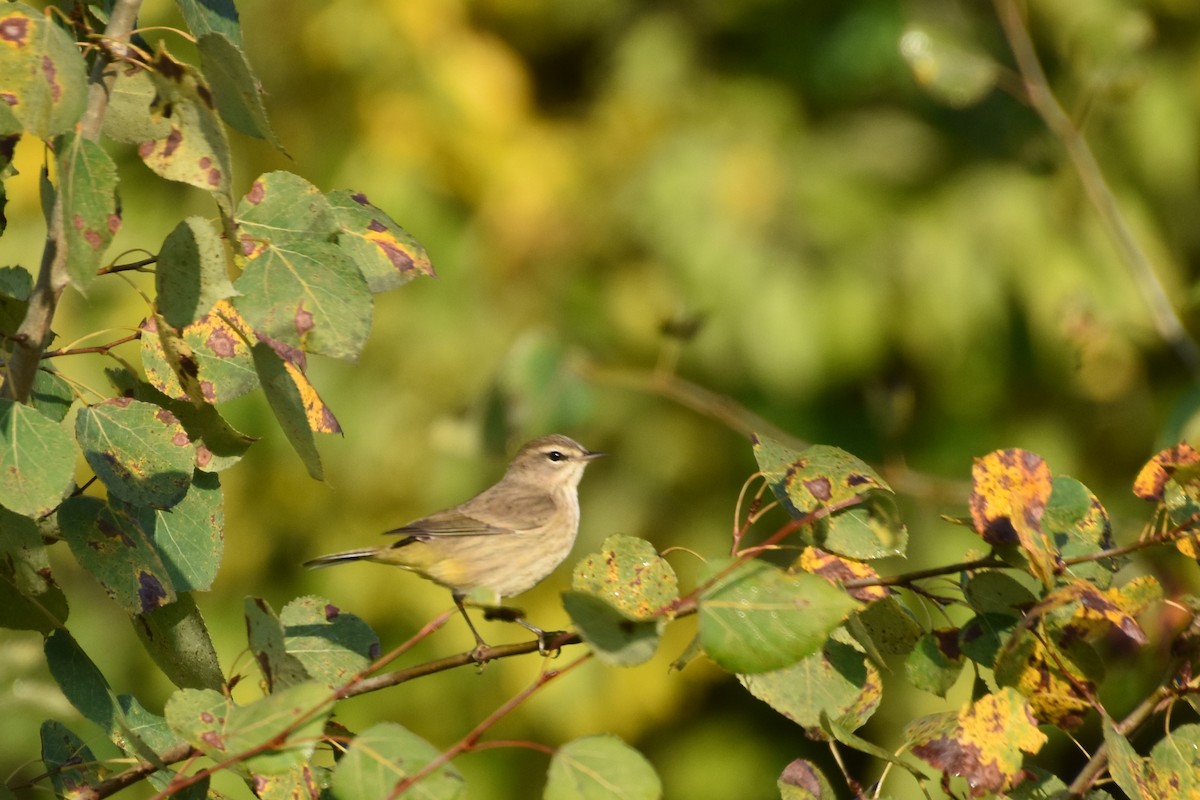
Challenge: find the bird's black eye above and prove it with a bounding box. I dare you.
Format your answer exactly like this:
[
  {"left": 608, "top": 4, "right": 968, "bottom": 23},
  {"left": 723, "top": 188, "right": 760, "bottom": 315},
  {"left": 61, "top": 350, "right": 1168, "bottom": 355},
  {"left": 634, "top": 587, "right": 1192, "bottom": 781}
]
[{"left": 547, "top": 450, "right": 565, "bottom": 462}]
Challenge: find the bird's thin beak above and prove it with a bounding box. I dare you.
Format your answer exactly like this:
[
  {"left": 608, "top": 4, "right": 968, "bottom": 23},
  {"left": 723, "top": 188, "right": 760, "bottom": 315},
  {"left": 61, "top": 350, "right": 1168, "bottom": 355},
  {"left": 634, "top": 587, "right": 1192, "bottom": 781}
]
[{"left": 583, "top": 450, "right": 606, "bottom": 461}]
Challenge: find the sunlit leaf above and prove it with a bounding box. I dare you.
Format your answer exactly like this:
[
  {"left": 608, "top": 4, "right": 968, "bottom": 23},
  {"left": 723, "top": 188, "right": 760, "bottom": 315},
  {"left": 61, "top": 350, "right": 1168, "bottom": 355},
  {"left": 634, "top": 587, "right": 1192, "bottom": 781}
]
[
  {"left": 994, "top": 627, "right": 1100, "bottom": 728},
  {"left": 330, "top": 721, "right": 465, "bottom": 800},
  {"left": 0, "top": 4, "right": 87, "bottom": 136},
  {"left": 328, "top": 189, "right": 435, "bottom": 293},
  {"left": 545, "top": 735, "right": 661, "bottom": 800},
  {"left": 0, "top": 398, "right": 75, "bottom": 517},
  {"left": 166, "top": 682, "right": 332, "bottom": 775},
  {"left": 59, "top": 496, "right": 177, "bottom": 614},
  {"left": 571, "top": 534, "right": 679, "bottom": 620},
  {"left": 1104, "top": 719, "right": 1148, "bottom": 800},
  {"left": 58, "top": 133, "right": 120, "bottom": 289},
  {"left": 1132, "top": 442, "right": 1200, "bottom": 501},
  {"left": 281, "top": 595, "right": 381, "bottom": 690},
  {"left": 906, "top": 688, "right": 1047, "bottom": 795},
  {"left": 234, "top": 171, "right": 336, "bottom": 254},
  {"left": 31, "top": 366, "right": 73, "bottom": 422},
  {"left": 176, "top": 0, "right": 243, "bottom": 45},
  {"left": 246, "top": 596, "right": 311, "bottom": 693},
  {"left": 753, "top": 436, "right": 906, "bottom": 559},
  {"left": 76, "top": 398, "right": 195, "bottom": 509},
  {"left": 141, "top": 301, "right": 260, "bottom": 405},
  {"left": 1044, "top": 476, "right": 1117, "bottom": 587},
  {"left": 252, "top": 342, "right": 339, "bottom": 480},
  {"left": 963, "top": 570, "right": 1037, "bottom": 617},
  {"left": 197, "top": 32, "right": 284, "bottom": 150},
  {"left": 795, "top": 547, "right": 888, "bottom": 602},
  {"left": 698, "top": 558, "right": 859, "bottom": 674},
  {"left": 970, "top": 449, "right": 1056, "bottom": 585},
  {"left": 740, "top": 638, "right": 881, "bottom": 737},
  {"left": 1146, "top": 723, "right": 1200, "bottom": 797},
  {"left": 156, "top": 216, "right": 237, "bottom": 328},
  {"left": 139, "top": 45, "right": 233, "bottom": 211},
  {"left": 234, "top": 240, "right": 372, "bottom": 362}
]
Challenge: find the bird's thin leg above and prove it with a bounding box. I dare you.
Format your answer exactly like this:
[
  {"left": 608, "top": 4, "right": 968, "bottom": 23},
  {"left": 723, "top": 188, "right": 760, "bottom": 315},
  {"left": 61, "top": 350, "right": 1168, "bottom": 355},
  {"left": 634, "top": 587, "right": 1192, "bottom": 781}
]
[
  {"left": 481, "top": 605, "right": 556, "bottom": 655},
  {"left": 453, "top": 593, "right": 490, "bottom": 653}
]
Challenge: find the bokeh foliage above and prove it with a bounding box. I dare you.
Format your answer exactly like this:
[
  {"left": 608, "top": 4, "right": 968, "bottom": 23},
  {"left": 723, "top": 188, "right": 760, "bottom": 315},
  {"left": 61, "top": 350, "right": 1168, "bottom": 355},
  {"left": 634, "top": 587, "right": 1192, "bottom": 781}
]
[{"left": 2, "top": 0, "right": 1200, "bottom": 798}]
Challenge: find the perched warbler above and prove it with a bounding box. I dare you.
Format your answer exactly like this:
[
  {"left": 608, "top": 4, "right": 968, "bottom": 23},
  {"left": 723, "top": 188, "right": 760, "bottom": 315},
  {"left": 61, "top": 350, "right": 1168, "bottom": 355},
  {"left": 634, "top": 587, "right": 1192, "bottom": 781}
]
[{"left": 303, "top": 434, "right": 603, "bottom": 650}]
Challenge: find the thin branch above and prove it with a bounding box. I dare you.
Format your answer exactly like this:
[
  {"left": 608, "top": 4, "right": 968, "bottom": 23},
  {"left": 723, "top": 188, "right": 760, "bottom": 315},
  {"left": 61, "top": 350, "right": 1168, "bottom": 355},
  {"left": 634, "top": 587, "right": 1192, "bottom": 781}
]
[
  {"left": 3, "top": 0, "right": 144, "bottom": 402},
  {"left": 993, "top": 0, "right": 1200, "bottom": 378}
]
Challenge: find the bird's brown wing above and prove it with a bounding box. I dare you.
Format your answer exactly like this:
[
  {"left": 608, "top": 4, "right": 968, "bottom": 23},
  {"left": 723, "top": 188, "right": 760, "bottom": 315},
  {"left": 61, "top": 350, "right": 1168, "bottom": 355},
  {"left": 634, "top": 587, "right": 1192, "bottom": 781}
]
[{"left": 383, "top": 488, "right": 558, "bottom": 537}]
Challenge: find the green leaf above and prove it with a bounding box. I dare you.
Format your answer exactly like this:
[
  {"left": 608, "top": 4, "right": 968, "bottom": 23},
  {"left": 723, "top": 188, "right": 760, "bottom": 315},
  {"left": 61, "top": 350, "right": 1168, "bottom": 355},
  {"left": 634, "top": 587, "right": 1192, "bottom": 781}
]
[
  {"left": 0, "top": 4, "right": 88, "bottom": 136},
  {"left": 234, "top": 240, "right": 373, "bottom": 362},
  {"left": 281, "top": 595, "right": 381, "bottom": 690},
  {"left": 156, "top": 216, "right": 238, "bottom": 328},
  {"left": 571, "top": 534, "right": 679, "bottom": 620},
  {"left": 1146, "top": 723, "right": 1200, "bottom": 796},
  {"left": 132, "top": 469, "right": 223, "bottom": 592},
  {"left": 958, "top": 612, "right": 1019, "bottom": 667},
  {"left": 850, "top": 594, "right": 922, "bottom": 657},
  {"left": 133, "top": 592, "right": 225, "bottom": 690},
  {"left": 76, "top": 398, "right": 195, "bottom": 509},
  {"left": 331, "top": 721, "right": 465, "bottom": 800},
  {"left": 253, "top": 765, "right": 322, "bottom": 800},
  {"left": 1104, "top": 719, "right": 1146, "bottom": 799},
  {"left": 0, "top": 505, "right": 67, "bottom": 632},
  {"left": 103, "top": 64, "right": 159, "bottom": 144},
  {"left": 1044, "top": 476, "right": 1118, "bottom": 588},
  {"left": 140, "top": 304, "right": 260, "bottom": 406},
  {"left": 777, "top": 759, "right": 836, "bottom": 800},
  {"left": 235, "top": 171, "right": 336, "bottom": 247},
  {"left": 252, "top": 342, "right": 338, "bottom": 480},
  {"left": 40, "top": 720, "right": 100, "bottom": 799},
  {"left": 197, "top": 32, "right": 284, "bottom": 150},
  {"left": 562, "top": 591, "right": 661, "bottom": 667},
  {"left": 58, "top": 496, "right": 177, "bottom": 614},
  {"left": 963, "top": 570, "right": 1038, "bottom": 616},
  {"left": 752, "top": 436, "right": 906, "bottom": 559},
  {"left": 698, "top": 558, "right": 859, "bottom": 674},
  {"left": 57, "top": 133, "right": 120, "bottom": 289},
  {"left": 905, "top": 630, "right": 965, "bottom": 698},
  {"left": 166, "top": 682, "right": 332, "bottom": 776},
  {"left": 175, "top": 0, "right": 243, "bottom": 46},
  {"left": 740, "top": 638, "right": 881, "bottom": 736},
  {"left": 0, "top": 398, "right": 76, "bottom": 517},
  {"left": 44, "top": 628, "right": 160, "bottom": 762},
  {"left": 246, "top": 596, "right": 311, "bottom": 693},
  {"left": 31, "top": 367, "right": 74, "bottom": 422},
  {"left": 140, "top": 45, "right": 233, "bottom": 212},
  {"left": 328, "top": 190, "right": 435, "bottom": 293},
  {"left": 545, "top": 735, "right": 661, "bottom": 800}
]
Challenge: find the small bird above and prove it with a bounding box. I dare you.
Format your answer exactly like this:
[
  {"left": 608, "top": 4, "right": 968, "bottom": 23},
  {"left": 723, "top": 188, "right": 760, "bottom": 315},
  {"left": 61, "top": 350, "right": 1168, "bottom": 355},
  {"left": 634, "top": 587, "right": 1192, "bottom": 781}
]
[{"left": 304, "top": 434, "right": 603, "bottom": 652}]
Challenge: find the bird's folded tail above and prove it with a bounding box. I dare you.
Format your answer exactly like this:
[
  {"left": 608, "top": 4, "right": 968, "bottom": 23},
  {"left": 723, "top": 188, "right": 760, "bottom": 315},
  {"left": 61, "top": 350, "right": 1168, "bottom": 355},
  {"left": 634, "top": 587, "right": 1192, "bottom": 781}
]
[{"left": 303, "top": 549, "right": 378, "bottom": 568}]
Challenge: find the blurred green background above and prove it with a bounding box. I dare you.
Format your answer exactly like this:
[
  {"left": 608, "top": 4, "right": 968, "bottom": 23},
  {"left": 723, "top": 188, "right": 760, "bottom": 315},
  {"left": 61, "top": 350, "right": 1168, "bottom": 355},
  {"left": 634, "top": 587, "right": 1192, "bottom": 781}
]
[{"left": 4, "top": 0, "right": 1200, "bottom": 797}]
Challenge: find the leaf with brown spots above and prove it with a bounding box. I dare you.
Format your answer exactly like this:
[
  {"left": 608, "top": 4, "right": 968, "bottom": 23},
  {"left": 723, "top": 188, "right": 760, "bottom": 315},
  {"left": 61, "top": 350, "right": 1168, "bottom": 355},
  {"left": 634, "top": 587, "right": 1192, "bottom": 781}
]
[
  {"left": 40, "top": 721, "right": 100, "bottom": 799},
  {"left": 57, "top": 496, "right": 178, "bottom": 614},
  {"left": 75, "top": 397, "right": 195, "bottom": 508},
  {"left": 993, "top": 627, "right": 1099, "bottom": 729},
  {"left": 281, "top": 595, "right": 381, "bottom": 690},
  {"left": 141, "top": 301, "right": 259, "bottom": 405},
  {"left": 328, "top": 189, "right": 436, "bottom": 293},
  {"left": 0, "top": 397, "right": 76, "bottom": 518},
  {"left": 969, "top": 449, "right": 1057, "bottom": 585},
  {"left": 740, "top": 638, "right": 882, "bottom": 737},
  {"left": 1133, "top": 443, "right": 1200, "bottom": 501},
  {"left": 251, "top": 342, "right": 339, "bottom": 481},
  {"left": 753, "top": 435, "right": 907, "bottom": 560},
  {"left": 571, "top": 534, "right": 679, "bottom": 620},
  {"left": 796, "top": 547, "right": 888, "bottom": 602},
  {"left": 906, "top": 687, "right": 1046, "bottom": 796},
  {"left": 138, "top": 44, "right": 233, "bottom": 212},
  {"left": 0, "top": 4, "right": 87, "bottom": 136},
  {"left": 233, "top": 239, "right": 372, "bottom": 362},
  {"left": 58, "top": 133, "right": 120, "bottom": 289},
  {"left": 245, "top": 596, "right": 311, "bottom": 694},
  {"left": 165, "top": 682, "right": 332, "bottom": 776},
  {"left": 777, "top": 759, "right": 837, "bottom": 800},
  {"left": 906, "top": 629, "right": 965, "bottom": 698}
]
